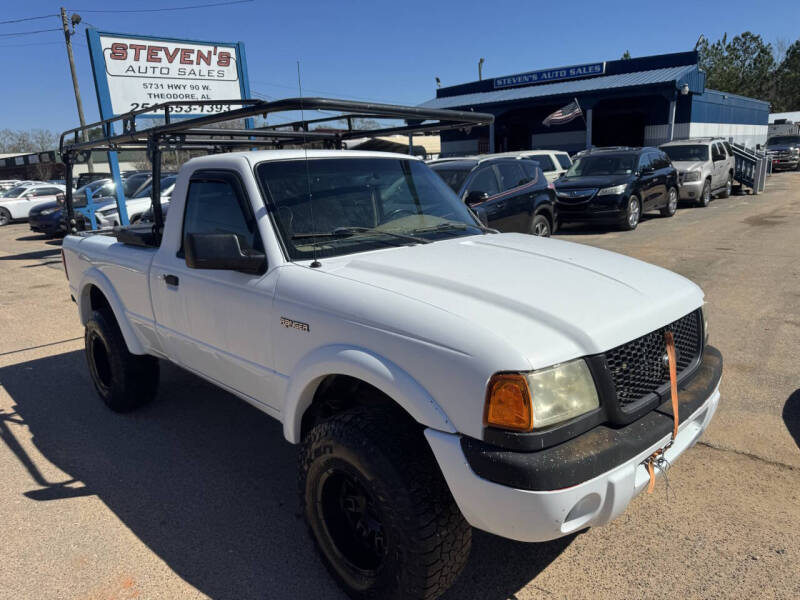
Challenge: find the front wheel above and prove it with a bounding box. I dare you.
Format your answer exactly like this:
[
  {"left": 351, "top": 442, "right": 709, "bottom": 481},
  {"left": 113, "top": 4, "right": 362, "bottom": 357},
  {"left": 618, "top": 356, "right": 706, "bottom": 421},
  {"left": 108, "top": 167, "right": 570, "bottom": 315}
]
[
  {"left": 660, "top": 186, "right": 678, "bottom": 217},
  {"left": 620, "top": 195, "right": 641, "bottom": 230},
  {"left": 0, "top": 207, "right": 11, "bottom": 226},
  {"left": 530, "top": 213, "right": 551, "bottom": 237},
  {"left": 85, "top": 309, "right": 160, "bottom": 412},
  {"left": 299, "top": 407, "right": 471, "bottom": 600},
  {"left": 698, "top": 180, "right": 711, "bottom": 207}
]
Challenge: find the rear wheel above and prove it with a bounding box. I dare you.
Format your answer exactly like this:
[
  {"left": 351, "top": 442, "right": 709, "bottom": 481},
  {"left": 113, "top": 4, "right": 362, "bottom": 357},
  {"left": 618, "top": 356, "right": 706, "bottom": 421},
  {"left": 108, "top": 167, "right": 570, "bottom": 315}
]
[
  {"left": 530, "top": 213, "right": 551, "bottom": 237},
  {"left": 720, "top": 174, "right": 732, "bottom": 198},
  {"left": 85, "top": 309, "right": 160, "bottom": 412},
  {"left": 660, "top": 186, "right": 678, "bottom": 217},
  {"left": 0, "top": 208, "right": 11, "bottom": 226},
  {"left": 620, "top": 195, "right": 641, "bottom": 230},
  {"left": 300, "top": 407, "right": 471, "bottom": 600},
  {"left": 698, "top": 180, "right": 711, "bottom": 207}
]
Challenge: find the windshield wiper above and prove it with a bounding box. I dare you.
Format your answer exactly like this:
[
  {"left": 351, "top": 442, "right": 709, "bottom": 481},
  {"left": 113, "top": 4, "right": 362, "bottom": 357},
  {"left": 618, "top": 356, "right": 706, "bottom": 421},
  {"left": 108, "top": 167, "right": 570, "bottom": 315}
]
[
  {"left": 292, "top": 226, "right": 431, "bottom": 245},
  {"left": 412, "top": 222, "right": 498, "bottom": 235}
]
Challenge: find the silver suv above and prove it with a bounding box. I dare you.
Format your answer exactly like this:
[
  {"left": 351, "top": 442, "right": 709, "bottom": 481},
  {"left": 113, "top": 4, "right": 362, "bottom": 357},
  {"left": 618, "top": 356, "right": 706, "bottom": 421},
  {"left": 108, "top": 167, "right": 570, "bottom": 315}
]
[{"left": 660, "top": 138, "right": 735, "bottom": 206}]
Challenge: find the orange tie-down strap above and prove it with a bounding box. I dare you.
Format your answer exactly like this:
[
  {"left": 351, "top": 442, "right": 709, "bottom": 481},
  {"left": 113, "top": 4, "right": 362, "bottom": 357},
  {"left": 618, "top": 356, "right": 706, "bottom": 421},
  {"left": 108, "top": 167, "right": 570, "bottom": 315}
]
[{"left": 646, "top": 330, "right": 680, "bottom": 494}]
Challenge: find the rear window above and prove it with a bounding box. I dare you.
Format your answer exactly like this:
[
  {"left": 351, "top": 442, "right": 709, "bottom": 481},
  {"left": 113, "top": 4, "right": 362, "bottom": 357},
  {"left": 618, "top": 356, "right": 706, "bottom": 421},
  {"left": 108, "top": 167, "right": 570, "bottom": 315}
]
[
  {"left": 429, "top": 166, "right": 471, "bottom": 194},
  {"left": 662, "top": 145, "right": 709, "bottom": 162},
  {"left": 555, "top": 154, "right": 572, "bottom": 169},
  {"left": 529, "top": 154, "right": 555, "bottom": 171}
]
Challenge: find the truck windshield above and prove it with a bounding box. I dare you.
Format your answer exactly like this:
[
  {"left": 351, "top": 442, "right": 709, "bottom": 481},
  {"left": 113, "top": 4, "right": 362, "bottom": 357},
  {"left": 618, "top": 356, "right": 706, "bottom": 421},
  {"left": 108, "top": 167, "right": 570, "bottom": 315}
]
[
  {"left": 767, "top": 136, "right": 800, "bottom": 145},
  {"left": 257, "top": 157, "right": 485, "bottom": 260},
  {"left": 662, "top": 145, "right": 709, "bottom": 162},
  {"left": 565, "top": 154, "right": 636, "bottom": 176}
]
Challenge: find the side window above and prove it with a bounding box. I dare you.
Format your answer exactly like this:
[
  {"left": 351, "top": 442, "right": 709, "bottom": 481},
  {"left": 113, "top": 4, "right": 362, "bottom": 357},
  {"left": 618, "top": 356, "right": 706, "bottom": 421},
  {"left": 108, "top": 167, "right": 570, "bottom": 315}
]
[
  {"left": 32, "top": 188, "right": 52, "bottom": 196},
  {"left": 656, "top": 152, "right": 670, "bottom": 169},
  {"left": 712, "top": 143, "right": 725, "bottom": 161},
  {"left": 638, "top": 153, "right": 653, "bottom": 171},
  {"left": 466, "top": 167, "right": 500, "bottom": 197},
  {"left": 723, "top": 141, "right": 733, "bottom": 155},
  {"left": 555, "top": 154, "right": 572, "bottom": 169},
  {"left": 182, "top": 174, "right": 261, "bottom": 254},
  {"left": 533, "top": 154, "right": 556, "bottom": 172},
  {"left": 495, "top": 162, "right": 527, "bottom": 191},
  {"left": 520, "top": 161, "right": 540, "bottom": 181}
]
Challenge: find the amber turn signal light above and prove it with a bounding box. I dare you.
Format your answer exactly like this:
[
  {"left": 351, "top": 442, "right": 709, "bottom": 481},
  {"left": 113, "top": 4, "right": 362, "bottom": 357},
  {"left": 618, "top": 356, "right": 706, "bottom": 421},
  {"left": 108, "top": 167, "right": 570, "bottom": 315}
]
[{"left": 484, "top": 373, "right": 533, "bottom": 432}]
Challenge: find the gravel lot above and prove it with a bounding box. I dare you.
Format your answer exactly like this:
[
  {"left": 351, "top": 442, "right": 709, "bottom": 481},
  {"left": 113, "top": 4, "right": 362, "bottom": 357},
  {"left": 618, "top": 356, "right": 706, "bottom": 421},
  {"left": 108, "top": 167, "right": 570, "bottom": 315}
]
[{"left": 1, "top": 173, "right": 798, "bottom": 599}]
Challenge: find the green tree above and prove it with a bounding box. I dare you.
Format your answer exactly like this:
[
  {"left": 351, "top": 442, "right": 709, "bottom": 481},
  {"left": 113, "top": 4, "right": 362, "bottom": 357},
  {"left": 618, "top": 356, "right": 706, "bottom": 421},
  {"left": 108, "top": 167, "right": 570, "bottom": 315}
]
[
  {"left": 697, "top": 32, "right": 776, "bottom": 101},
  {"left": 775, "top": 40, "right": 800, "bottom": 111},
  {"left": 621, "top": 50, "right": 632, "bottom": 60}
]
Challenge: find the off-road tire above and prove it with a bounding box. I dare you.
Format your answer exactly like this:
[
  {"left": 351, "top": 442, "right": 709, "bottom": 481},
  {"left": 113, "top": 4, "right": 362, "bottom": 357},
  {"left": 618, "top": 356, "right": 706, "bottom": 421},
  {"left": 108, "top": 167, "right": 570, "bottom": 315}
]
[
  {"left": 698, "top": 180, "right": 711, "bottom": 207},
  {"left": 530, "top": 213, "right": 551, "bottom": 237},
  {"left": 0, "top": 207, "right": 11, "bottom": 226},
  {"left": 85, "top": 309, "right": 159, "bottom": 412},
  {"left": 620, "top": 195, "right": 641, "bottom": 231},
  {"left": 720, "top": 174, "right": 732, "bottom": 198},
  {"left": 299, "top": 407, "right": 471, "bottom": 600}
]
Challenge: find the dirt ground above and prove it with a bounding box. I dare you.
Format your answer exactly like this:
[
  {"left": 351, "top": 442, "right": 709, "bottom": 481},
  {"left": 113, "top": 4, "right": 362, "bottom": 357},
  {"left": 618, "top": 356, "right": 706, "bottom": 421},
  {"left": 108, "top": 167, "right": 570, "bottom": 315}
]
[{"left": 1, "top": 173, "right": 798, "bottom": 599}]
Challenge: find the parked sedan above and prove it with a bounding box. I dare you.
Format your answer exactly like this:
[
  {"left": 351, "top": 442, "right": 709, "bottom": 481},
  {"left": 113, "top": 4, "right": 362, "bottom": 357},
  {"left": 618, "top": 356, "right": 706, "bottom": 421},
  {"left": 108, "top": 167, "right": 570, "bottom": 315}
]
[
  {"left": 0, "top": 183, "right": 66, "bottom": 226},
  {"left": 429, "top": 156, "right": 556, "bottom": 236},
  {"left": 94, "top": 174, "right": 177, "bottom": 227},
  {"left": 553, "top": 147, "right": 679, "bottom": 231}
]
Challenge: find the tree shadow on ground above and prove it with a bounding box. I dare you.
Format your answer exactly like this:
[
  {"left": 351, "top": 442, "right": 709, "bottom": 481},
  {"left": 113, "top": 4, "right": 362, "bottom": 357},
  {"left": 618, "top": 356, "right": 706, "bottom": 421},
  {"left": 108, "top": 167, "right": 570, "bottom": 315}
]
[
  {"left": 0, "top": 350, "right": 571, "bottom": 600},
  {"left": 783, "top": 389, "right": 800, "bottom": 451}
]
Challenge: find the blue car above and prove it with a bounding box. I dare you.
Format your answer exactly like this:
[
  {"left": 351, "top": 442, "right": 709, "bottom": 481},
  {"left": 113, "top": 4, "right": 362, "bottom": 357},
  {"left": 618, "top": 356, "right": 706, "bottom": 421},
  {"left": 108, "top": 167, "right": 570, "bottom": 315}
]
[{"left": 29, "top": 198, "right": 115, "bottom": 237}]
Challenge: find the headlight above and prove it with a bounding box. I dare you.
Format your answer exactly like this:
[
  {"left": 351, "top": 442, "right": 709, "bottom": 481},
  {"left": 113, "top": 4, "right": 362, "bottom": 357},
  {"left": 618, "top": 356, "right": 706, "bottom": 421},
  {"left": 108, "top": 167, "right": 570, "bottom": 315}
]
[
  {"left": 703, "top": 309, "right": 709, "bottom": 346},
  {"left": 792, "top": 148, "right": 800, "bottom": 156},
  {"left": 682, "top": 171, "right": 702, "bottom": 182},
  {"left": 39, "top": 207, "right": 58, "bottom": 215},
  {"left": 485, "top": 359, "right": 599, "bottom": 431},
  {"left": 596, "top": 184, "right": 627, "bottom": 196}
]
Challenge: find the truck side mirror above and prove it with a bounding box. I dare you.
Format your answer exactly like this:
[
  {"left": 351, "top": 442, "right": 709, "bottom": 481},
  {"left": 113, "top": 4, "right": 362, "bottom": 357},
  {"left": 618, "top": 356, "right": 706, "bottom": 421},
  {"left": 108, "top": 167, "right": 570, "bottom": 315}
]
[{"left": 184, "top": 232, "right": 266, "bottom": 275}]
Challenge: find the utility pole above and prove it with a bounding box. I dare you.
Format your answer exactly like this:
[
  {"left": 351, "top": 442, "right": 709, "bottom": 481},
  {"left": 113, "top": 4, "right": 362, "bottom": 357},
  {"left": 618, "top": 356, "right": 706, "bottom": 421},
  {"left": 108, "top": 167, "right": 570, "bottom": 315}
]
[{"left": 60, "top": 7, "right": 93, "bottom": 172}]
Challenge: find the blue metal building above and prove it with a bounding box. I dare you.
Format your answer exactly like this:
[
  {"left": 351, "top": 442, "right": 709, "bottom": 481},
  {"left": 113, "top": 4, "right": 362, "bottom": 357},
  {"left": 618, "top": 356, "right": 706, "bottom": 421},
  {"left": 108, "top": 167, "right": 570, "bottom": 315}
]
[{"left": 420, "top": 51, "right": 769, "bottom": 156}]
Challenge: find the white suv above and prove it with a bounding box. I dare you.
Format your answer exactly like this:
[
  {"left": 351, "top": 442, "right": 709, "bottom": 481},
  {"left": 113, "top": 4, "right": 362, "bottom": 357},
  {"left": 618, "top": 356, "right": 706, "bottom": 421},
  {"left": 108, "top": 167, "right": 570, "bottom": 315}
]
[
  {"left": 0, "top": 182, "right": 66, "bottom": 226},
  {"left": 482, "top": 150, "right": 572, "bottom": 182},
  {"left": 660, "top": 138, "right": 735, "bottom": 206}
]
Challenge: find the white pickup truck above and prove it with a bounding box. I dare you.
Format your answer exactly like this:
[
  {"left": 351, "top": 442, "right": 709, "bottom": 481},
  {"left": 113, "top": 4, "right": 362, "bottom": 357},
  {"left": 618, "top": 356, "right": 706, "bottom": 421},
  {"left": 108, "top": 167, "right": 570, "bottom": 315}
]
[{"left": 62, "top": 149, "right": 722, "bottom": 600}]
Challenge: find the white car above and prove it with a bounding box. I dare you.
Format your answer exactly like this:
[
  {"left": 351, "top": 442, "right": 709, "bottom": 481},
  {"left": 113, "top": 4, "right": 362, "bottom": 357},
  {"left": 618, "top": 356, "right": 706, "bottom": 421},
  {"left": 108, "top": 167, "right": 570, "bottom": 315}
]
[
  {"left": 0, "top": 183, "right": 65, "bottom": 226},
  {"left": 484, "top": 149, "right": 573, "bottom": 182},
  {"left": 94, "top": 175, "right": 176, "bottom": 227},
  {"left": 63, "top": 150, "right": 721, "bottom": 600}
]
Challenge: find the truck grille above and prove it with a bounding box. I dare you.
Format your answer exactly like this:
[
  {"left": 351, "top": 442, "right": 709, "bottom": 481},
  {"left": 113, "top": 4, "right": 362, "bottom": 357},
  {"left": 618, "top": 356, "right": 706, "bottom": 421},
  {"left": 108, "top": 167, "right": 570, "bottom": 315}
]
[{"left": 604, "top": 309, "right": 703, "bottom": 410}]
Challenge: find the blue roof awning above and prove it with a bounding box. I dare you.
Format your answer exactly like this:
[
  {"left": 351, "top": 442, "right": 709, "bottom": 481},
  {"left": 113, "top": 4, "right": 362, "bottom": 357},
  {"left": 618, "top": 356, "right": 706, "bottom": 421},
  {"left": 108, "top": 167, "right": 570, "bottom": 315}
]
[{"left": 421, "top": 65, "right": 701, "bottom": 110}]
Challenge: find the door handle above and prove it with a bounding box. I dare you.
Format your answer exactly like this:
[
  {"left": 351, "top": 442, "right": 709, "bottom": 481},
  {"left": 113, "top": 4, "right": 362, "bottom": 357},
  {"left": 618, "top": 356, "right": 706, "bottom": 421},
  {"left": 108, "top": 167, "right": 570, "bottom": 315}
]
[{"left": 162, "top": 274, "right": 179, "bottom": 287}]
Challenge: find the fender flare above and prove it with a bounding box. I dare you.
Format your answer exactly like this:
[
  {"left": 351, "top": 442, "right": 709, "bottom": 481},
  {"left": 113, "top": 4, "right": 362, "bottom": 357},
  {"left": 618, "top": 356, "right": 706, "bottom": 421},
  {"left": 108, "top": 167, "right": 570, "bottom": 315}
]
[
  {"left": 77, "top": 267, "right": 146, "bottom": 355},
  {"left": 282, "top": 345, "right": 456, "bottom": 443}
]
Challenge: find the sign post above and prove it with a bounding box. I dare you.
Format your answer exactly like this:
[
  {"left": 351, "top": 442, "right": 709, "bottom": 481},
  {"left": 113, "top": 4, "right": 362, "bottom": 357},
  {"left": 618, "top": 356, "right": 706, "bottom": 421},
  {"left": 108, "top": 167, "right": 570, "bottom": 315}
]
[{"left": 85, "top": 29, "right": 251, "bottom": 225}]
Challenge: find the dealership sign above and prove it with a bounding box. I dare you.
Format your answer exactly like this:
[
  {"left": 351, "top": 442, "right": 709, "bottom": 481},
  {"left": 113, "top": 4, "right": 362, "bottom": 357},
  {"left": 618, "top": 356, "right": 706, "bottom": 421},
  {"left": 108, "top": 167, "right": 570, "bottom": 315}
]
[
  {"left": 86, "top": 30, "right": 251, "bottom": 118},
  {"left": 494, "top": 62, "right": 605, "bottom": 89}
]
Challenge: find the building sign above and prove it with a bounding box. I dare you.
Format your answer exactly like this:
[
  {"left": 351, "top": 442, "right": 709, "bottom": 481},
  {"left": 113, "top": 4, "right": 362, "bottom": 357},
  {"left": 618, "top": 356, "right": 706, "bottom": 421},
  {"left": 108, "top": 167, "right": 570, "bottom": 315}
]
[
  {"left": 494, "top": 62, "right": 605, "bottom": 89},
  {"left": 86, "top": 30, "right": 251, "bottom": 117}
]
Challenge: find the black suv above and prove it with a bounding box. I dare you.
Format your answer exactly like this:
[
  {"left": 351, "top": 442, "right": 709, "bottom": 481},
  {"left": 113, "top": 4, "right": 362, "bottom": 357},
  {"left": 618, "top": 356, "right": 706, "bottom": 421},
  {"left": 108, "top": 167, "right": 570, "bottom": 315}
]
[
  {"left": 429, "top": 156, "right": 556, "bottom": 236},
  {"left": 554, "top": 147, "right": 679, "bottom": 230}
]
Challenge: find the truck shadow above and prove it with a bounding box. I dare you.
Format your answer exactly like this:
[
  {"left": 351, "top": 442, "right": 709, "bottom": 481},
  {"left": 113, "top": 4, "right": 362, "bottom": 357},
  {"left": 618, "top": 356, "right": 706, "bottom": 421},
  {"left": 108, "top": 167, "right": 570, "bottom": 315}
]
[
  {"left": 783, "top": 389, "right": 800, "bottom": 451},
  {"left": 0, "top": 350, "right": 570, "bottom": 600}
]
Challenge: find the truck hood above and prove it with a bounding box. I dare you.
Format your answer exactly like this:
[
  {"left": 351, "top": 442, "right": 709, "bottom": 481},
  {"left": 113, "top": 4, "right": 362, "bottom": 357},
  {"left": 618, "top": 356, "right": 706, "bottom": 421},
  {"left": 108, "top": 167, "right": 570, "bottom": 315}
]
[
  {"left": 321, "top": 233, "right": 703, "bottom": 369},
  {"left": 670, "top": 160, "right": 705, "bottom": 172}
]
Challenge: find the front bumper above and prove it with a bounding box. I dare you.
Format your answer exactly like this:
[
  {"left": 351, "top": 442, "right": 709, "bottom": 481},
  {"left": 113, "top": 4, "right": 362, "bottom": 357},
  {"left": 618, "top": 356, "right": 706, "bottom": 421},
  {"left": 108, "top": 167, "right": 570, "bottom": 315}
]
[
  {"left": 771, "top": 157, "right": 799, "bottom": 170},
  {"left": 678, "top": 179, "right": 704, "bottom": 200},
  {"left": 29, "top": 215, "right": 65, "bottom": 234},
  {"left": 555, "top": 195, "right": 626, "bottom": 223},
  {"left": 425, "top": 346, "right": 722, "bottom": 543}
]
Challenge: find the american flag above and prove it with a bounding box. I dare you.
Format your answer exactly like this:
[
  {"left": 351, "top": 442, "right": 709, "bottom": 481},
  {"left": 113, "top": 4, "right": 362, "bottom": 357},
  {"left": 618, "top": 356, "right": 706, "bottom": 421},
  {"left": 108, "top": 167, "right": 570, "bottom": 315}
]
[{"left": 542, "top": 99, "right": 583, "bottom": 127}]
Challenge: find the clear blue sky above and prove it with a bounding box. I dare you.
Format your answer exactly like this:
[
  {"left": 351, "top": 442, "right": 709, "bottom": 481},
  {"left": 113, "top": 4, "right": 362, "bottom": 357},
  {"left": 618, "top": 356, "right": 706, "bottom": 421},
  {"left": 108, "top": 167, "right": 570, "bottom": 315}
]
[{"left": 3, "top": 0, "right": 799, "bottom": 132}]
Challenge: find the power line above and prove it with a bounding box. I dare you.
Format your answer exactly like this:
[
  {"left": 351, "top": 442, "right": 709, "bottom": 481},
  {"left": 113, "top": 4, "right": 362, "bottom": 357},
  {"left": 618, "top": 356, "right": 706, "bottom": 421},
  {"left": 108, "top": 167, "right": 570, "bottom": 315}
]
[
  {"left": 0, "top": 40, "right": 64, "bottom": 48},
  {"left": 250, "top": 79, "right": 400, "bottom": 105},
  {"left": 67, "top": 0, "right": 254, "bottom": 14},
  {"left": 0, "top": 14, "right": 58, "bottom": 25},
  {"left": 0, "top": 27, "right": 61, "bottom": 38}
]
